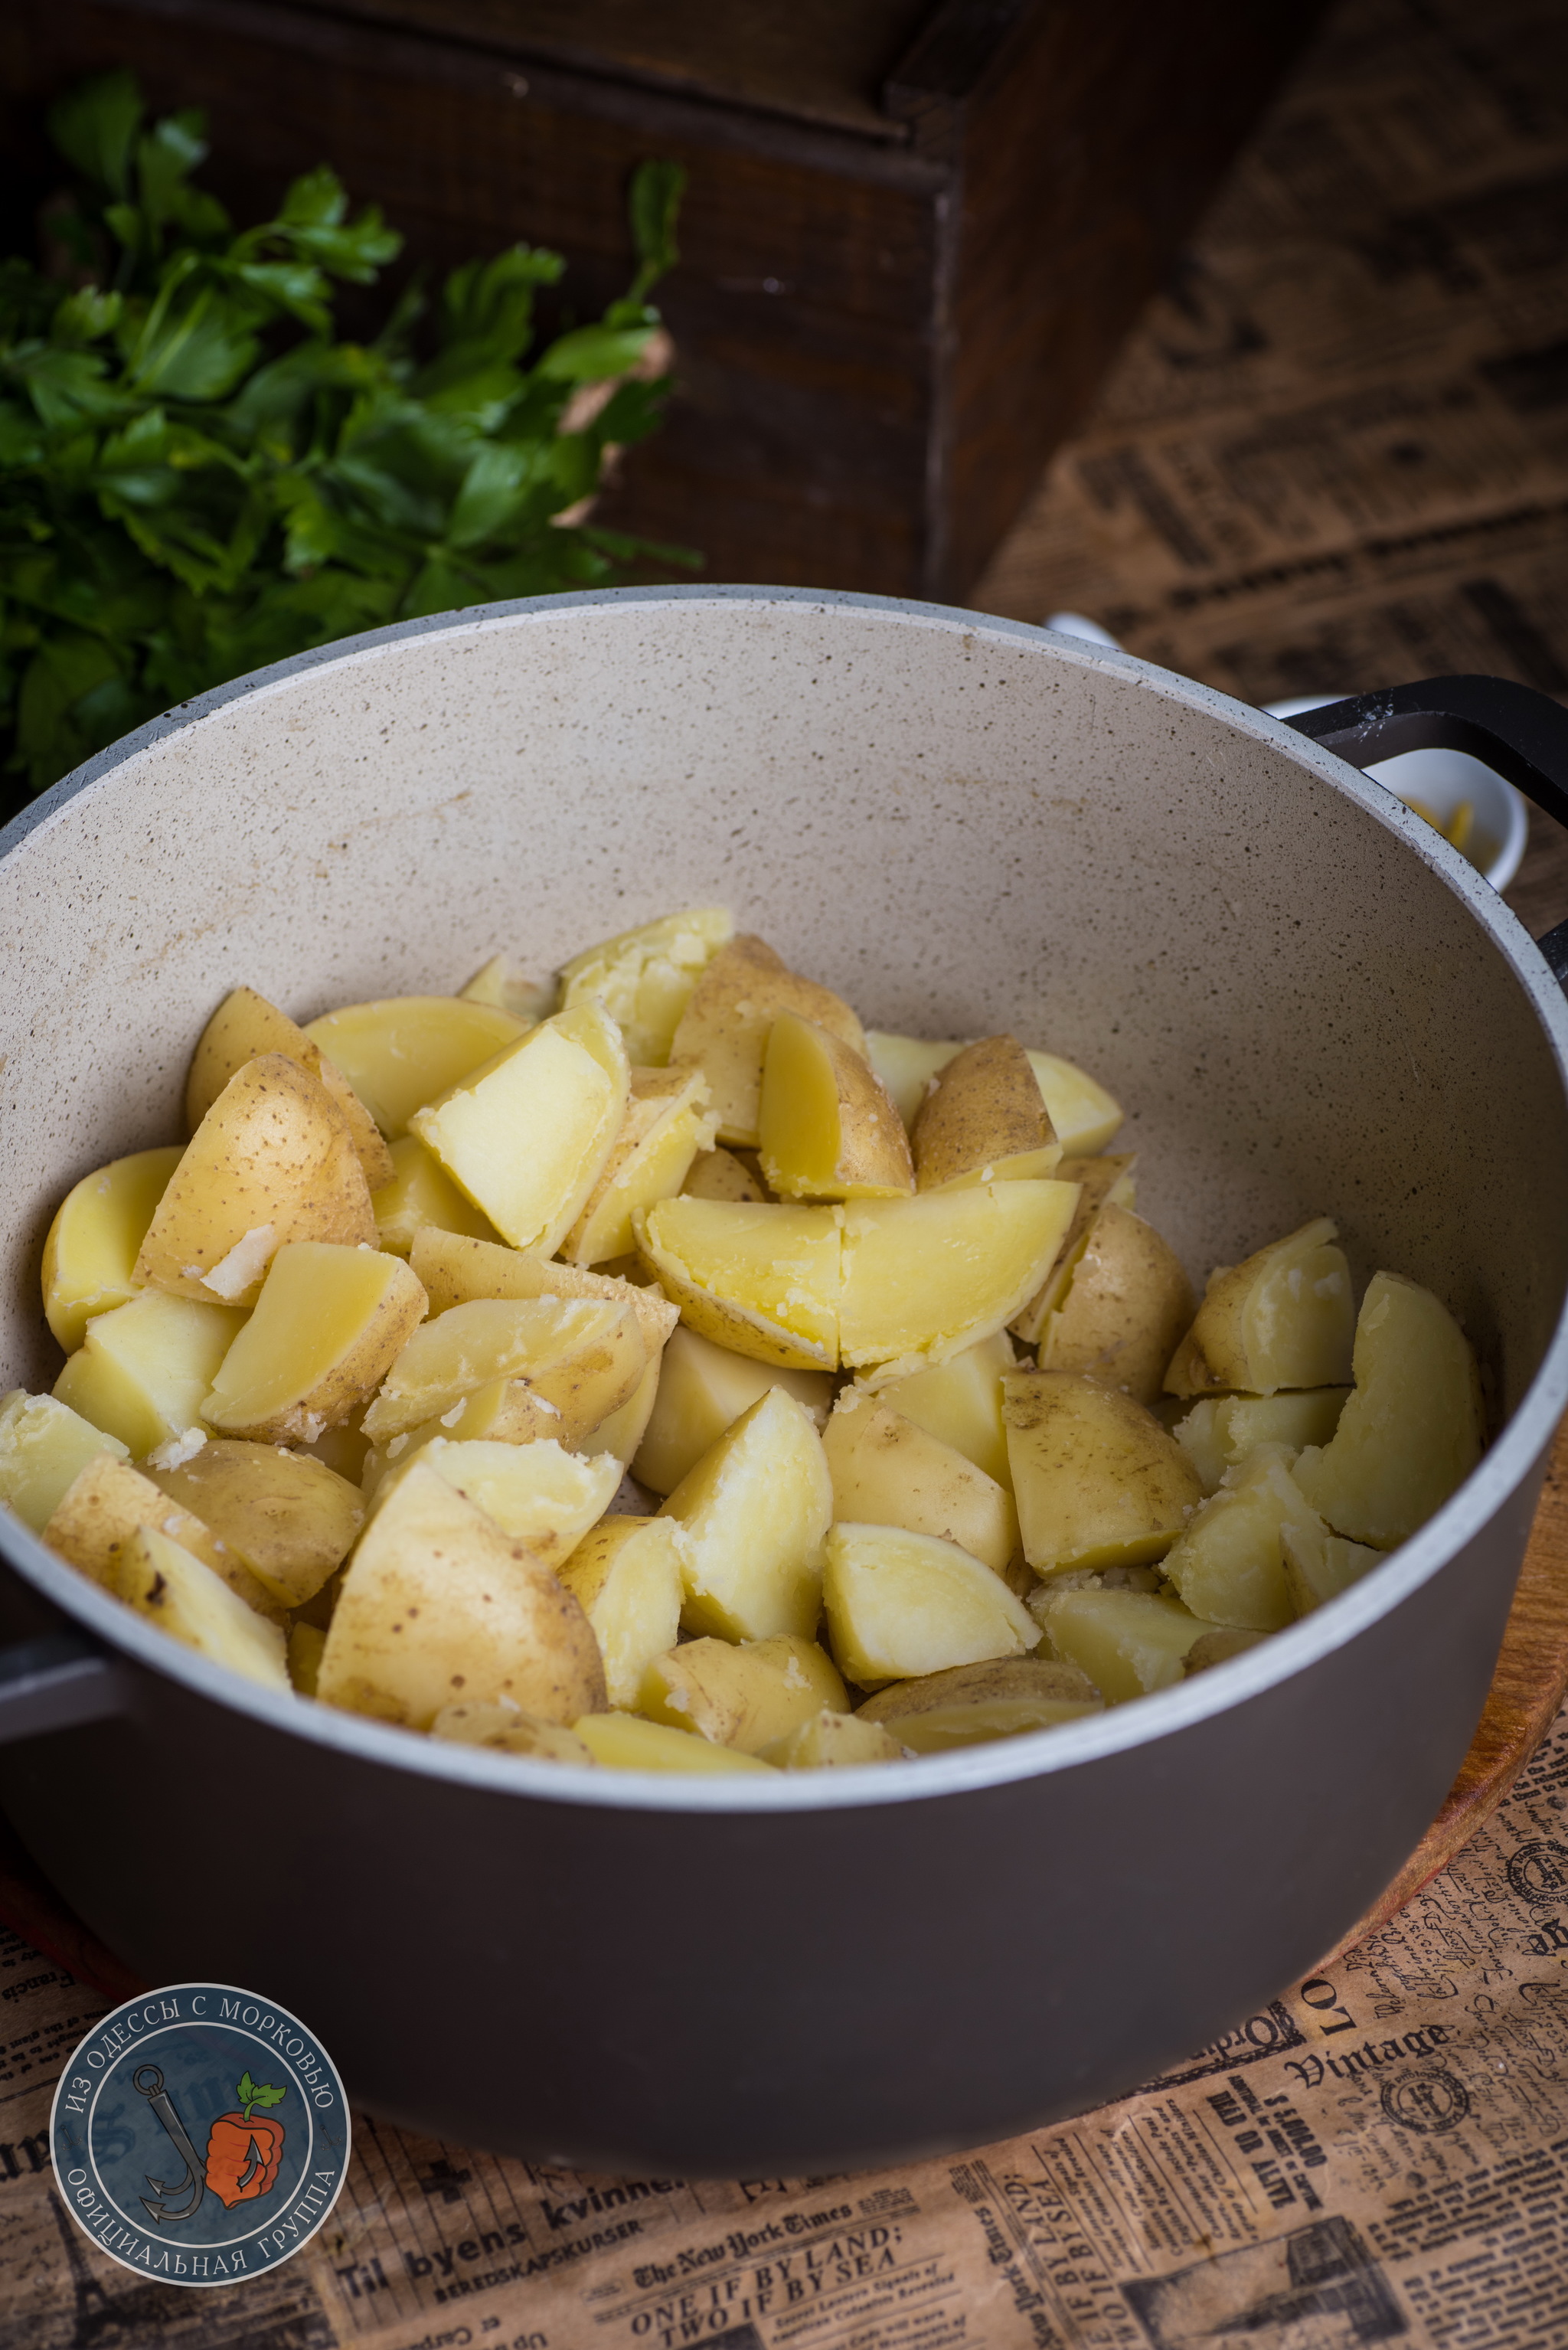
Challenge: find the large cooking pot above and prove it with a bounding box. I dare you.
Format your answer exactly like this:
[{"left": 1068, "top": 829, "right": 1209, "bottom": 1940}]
[{"left": 4, "top": 589, "right": 1568, "bottom": 2178}]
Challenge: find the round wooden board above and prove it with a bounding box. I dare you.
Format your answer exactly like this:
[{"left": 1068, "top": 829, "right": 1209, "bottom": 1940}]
[{"left": 5, "top": 1421, "right": 1568, "bottom": 1999}]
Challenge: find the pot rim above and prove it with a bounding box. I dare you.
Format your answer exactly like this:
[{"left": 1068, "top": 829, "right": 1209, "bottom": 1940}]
[{"left": 7, "top": 584, "right": 1568, "bottom": 1815}]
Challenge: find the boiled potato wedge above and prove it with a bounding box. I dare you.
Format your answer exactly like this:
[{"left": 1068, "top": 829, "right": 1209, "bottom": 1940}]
[
  {"left": 371, "top": 1136, "right": 501, "bottom": 1257},
  {"left": 1160, "top": 1444, "right": 1317, "bottom": 1630},
  {"left": 631, "top": 1323, "right": 832, "bottom": 1495},
  {"left": 459, "top": 955, "right": 557, "bottom": 1025},
  {"left": 561, "top": 1064, "right": 717, "bottom": 1266},
  {"left": 370, "top": 1436, "right": 619, "bottom": 1568},
  {"left": 865, "top": 1034, "right": 1122, "bottom": 1155},
  {"left": 186, "top": 985, "right": 394, "bottom": 1188},
  {"left": 42, "top": 1145, "right": 184, "bottom": 1353},
  {"left": 858, "top": 1657, "right": 1100, "bottom": 1751},
  {"left": 318, "top": 1461, "right": 606, "bottom": 1729},
  {"left": 823, "top": 1522, "right": 1040, "bottom": 1687},
  {"left": 430, "top": 1699, "right": 595, "bottom": 1763},
  {"left": 44, "top": 1451, "right": 283, "bottom": 1620},
  {"left": 361, "top": 1296, "right": 642, "bottom": 1447},
  {"left": 683, "top": 1146, "right": 766, "bottom": 1204},
  {"left": 411, "top": 999, "right": 629, "bottom": 1256},
  {"left": 668, "top": 933, "right": 867, "bottom": 1147},
  {"left": 557, "top": 1515, "right": 686, "bottom": 1709},
  {"left": 136, "top": 1054, "right": 374, "bottom": 1306},
  {"left": 1011, "top": 1155, "right": 1138, "bottom": 1346},
  {"left": 1174, "top": 1388, "right": 1351, "bottom": 1495},
  {"left": 0, "top": 1389, "right": 128, "bottom": 1533},
  {"left": 1281, "top": 1519, "right": 1383, "bottom": 1614},
  {"left": 1165, "top": 1216, "right": 1354, "bottom": 1397},
  {"left": 203, "top": 1242, "right": 426, "bottom": 1443},
  {"left": 911, "top": 1034, "right": 1060, "bottom": 1191},
  {"left": 636, "top": 1196, "right": 841, "bottom": 1370},
  {"left": 641, "top": 1633, "right": 847, "bottom": 1754},
  {"left": 865, "top": 1034, "right": 960, "bottom": 1130},
  {"left": 1036, "top": 1585, "right": 1216, "bottom": 1703},
  {"left": 582, "top": 1358, "right": 663, "bottom": 1466},
  {"left": 1184, "top": 1628, "right": 1269, "bottom": 1674},
  {"left": 289, "top": 1620, "right": 326, "bottom": 1695},
  {"left": 758, "top": 1015, "right": 913, "bottom": 1202},
  {"left": 822, "top": 1391, "right": 1018, "bottom": 1576},
  {"left": 766, "top": 1708, "right": 906, "bottom": 1767},
  {"left": 573, "top": 1711, "right": 776, "bottom": 1773},
  {"left": 1037, "top": 1204, "right": 1195, "bottom": 1406},
  {"left": 841, "top": 1181, "right": 1080, "bottom": 1375},
  {"left": 1024, "top": 1052, "right": 1123, "bottom": 1157},
  {"left": 1004, "top": 1368, "right": 1203, "bottom": 1575},
  {"left": 658, "top": 1385, "right": 832, "bottom": 1641},
  {"left": 871, "top": 1329, "right": 1016, "bottom": 1490},
  {"left": 558, "top": 907, "right": 734, "bottom": 1067},
  {"left": 409, "top": 1226, "right": 677, "bottom": 1357},
  {"left": 1292, "top": 1270, "right": 1484, "bottom": 1547},
  {"left": 304, "top": 995, "right": 528, "bottom": 1139},
  {"left": 112, "top": 1525, "right": 290, "bottom": 1690},
  {"left": 54, "top": 1291, "right": 248, "bottom": 1459},
  {"left": 364, "top": 1379, "right": 567, "bottom": 1469},
  {"left": 146, "top": 1437, "right": 362, "bottom": 1609}
]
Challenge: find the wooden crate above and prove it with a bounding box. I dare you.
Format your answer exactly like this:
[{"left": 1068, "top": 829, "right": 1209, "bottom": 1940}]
[{"left": 2, "top": 0, "right": 1326, "bottom": 597}]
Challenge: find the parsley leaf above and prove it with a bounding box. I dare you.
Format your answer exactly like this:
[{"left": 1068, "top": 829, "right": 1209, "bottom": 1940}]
[{"left": 2, "top": 72, "right": 697, "bottom": 800}]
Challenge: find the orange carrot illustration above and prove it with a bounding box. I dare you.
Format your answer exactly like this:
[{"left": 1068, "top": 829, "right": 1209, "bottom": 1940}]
[{"left": 204, "top": 2071, "right": 286, "bottom": 2208}]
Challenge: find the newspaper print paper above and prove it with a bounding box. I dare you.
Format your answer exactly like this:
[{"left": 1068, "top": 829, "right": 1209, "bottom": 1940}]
[{"left": 5, "top": 1695, "right": 1568, "bottom": 2348}]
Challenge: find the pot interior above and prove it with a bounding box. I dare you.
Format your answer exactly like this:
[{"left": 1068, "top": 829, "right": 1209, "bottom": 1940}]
[{"left": 3, "top": 592, "right": 1566, "bottom": 1436}]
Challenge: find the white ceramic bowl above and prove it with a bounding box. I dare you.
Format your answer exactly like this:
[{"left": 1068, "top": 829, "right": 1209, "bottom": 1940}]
[{"left": 1263, "top": 695, "right": 1529, "bottom": 892}]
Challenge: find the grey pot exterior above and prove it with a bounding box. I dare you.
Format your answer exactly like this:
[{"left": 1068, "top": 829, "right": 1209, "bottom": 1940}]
[{"left": 2, "top": 589, "right": 1566, "bottom": 2175}]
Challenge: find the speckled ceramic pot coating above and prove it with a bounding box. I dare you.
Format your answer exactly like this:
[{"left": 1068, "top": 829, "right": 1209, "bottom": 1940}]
[{"left": 3, "top": 588, "right": 1567, "bottom": 2175}]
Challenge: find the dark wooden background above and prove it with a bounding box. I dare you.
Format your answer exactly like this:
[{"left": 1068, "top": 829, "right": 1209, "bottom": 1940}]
[{"left": 1, "top": 0, "right": 1326, "bottom": 603}]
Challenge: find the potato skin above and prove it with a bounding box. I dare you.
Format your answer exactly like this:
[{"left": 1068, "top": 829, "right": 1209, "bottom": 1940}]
[
  {"left": 44, "top": 1452, "right": 285, "bottom": 1622},
  {"left": 136, "top": 1054, "right": 375, "bottom": 1306},
  {"left": 1164, "top": 1216, "right": 1352, "bottom": 1397},
  {"left": 187, "top": 985, "right": 394, "bottom": 1188},
  {"left": 147, "top": 1438, "right": 363, "bottom": 1608},
  {"left": 759, "top": 1015, "right": 913, "bottom": 1201},
  {"left": 1011, "top": 1155, "right": 1138, "bottom": 1345},
  {"left": 640, "top": 1633, "right": 847, "bottom": 1754},
  {"left": 860, "top": 1655, "right": 1096, "bottom": 1712},
  {"left": 823, "top": 1394, "right": 1018, "bottom": 1574},
  {"left": 318, "top": 1462, "right": 606, "bottom": 1729},
  {"left": 1003, "top": 1368, "right": 1202, "bottom": 1574},
  {"left": 683, "top": 1146, "right": 766, "bottom": 1204},
  {"left": 913, "top": 1034, "right": 1060, "bottom": 1191},
  {"left": 1037, "top": 1203, "right": 1195, "bottom": 1406},
  {"left": 668, "top": 934, "right": 867, "bottom": 1147}
]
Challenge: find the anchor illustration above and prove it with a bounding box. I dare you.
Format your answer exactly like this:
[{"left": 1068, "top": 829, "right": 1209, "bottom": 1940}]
[{"left": 131, "top": 2064, "right": 207, "bottom": 2224}]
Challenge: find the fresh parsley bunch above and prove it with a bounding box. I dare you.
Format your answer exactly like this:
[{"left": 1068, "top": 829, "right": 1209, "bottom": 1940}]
[{"left": 0, "top": 71, "right": 694, "bottom": 796}]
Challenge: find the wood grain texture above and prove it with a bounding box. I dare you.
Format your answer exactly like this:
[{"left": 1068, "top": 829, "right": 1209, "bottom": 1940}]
[
  {"left": 1321, "top": 1412, "right": 1568, "bottom": 1966},
  {"left": 0, "top": 0, "right": 1323, "bottom": 599}
]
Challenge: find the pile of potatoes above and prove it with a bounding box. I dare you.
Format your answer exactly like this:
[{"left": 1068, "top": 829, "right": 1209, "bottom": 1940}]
[{"left": 0, "top": 909, "right": 1486, "bottom": 1774}]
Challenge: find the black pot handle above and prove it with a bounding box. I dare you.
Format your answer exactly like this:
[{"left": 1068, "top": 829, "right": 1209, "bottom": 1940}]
[
  {"left": 0, "top": 1631, "right": 129, "bottom": 1746},
  {"left": 1282, "top": 675, "right": 1568, "bottom": 982}
]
